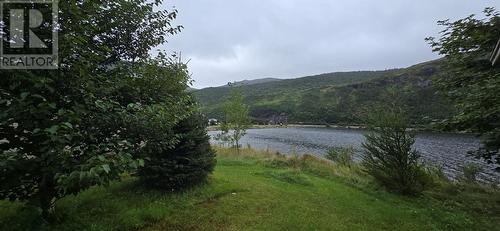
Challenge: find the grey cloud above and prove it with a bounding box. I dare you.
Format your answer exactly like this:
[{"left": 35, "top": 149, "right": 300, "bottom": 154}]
[{"left": 158, "top": 0, "right": 497, "bottom": 88}]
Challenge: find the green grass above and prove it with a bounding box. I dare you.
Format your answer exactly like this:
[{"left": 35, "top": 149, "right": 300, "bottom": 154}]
[{"left": 1, "top": 147, "right": 499, "bottom": 230}]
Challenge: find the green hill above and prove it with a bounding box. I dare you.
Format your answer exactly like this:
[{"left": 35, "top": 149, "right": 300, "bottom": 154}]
[{"left": 194, "top": 59, "right": 454, "bottom": 125}]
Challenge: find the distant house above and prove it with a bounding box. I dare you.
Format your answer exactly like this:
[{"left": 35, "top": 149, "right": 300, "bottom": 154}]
[
  {"left": 491, "top": 38, "right": 500, "bottom": 66},
  {"left": 208, "top": 118, "right": 218, "bottom": 126}
]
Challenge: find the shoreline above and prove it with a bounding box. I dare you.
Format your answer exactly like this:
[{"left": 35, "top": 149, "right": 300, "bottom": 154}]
[{"left": 207, "top": 123, "right": 476, "bottom": 135}]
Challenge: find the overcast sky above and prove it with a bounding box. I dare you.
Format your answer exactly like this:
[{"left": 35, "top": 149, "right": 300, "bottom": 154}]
[{"left": 158, "top": 0, "right": 498, "bottom": 89}]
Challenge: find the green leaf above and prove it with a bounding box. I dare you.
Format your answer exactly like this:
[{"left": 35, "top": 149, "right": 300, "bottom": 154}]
[
  {"left": 20, "top": 92, "right": 29, "bottom": 100},
  {"left": 45, "top": 125, "right": 59, "bottom": 134},
  {"left": 102, "top": 164, "right": 111, "bottom": 174},
  {"left": 62, "top": 122, "right": 73, "bottom": 129}
]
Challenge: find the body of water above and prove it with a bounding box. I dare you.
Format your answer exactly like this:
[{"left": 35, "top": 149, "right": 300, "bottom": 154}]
[{"left": 209, "top": 127, "right": 499, "bottom": 182}]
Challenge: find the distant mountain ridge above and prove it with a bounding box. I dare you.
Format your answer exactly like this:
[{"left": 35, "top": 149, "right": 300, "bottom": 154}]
[
  {"left": 223, "top": 78, "right": 282, "bottom": 87},
  {"left": 194, "top": 59, "right": 454, "bottom": 126}
]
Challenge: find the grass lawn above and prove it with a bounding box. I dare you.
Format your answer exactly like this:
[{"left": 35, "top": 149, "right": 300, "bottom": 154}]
[{"left": 1, "top": 147, "right": 499, "bottom": 230}]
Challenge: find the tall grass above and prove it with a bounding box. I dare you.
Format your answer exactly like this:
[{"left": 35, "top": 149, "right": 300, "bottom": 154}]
[
  {"left": 215, "top": 145, "right": 375, "bottom": 190},
  {"left": 215, "top": 145, "right": 500, "bottom": 217}
]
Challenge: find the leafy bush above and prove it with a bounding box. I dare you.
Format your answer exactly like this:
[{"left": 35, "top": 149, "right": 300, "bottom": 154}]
[
  {"left": 326, "top": 146, "right": 354, "bottom": 166},
  {"left": 0, "top": 1, "right": 186, "bottom": 221},
  {"left": 362, "top": 105, "right": 429, "bottom": 195},
  {"left": 139, "top": 113, "right": 216, "bottom": 190}
]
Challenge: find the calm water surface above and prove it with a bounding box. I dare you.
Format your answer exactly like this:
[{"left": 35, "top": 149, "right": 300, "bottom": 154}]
[{"left": 209, "top": 127, "right": 499, "bottom": 182}]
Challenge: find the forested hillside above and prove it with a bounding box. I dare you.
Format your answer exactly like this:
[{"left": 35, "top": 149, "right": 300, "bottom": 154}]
[{"left": 195, "top": 59, "right": 455, "bottom": 126}]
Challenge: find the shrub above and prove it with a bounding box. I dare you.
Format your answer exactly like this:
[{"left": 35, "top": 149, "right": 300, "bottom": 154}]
[
  {"left": 138, "top": 113, "right": 216, "bottom": 190},
  {"left": 0, "top": 1, "right": 185, "bottom": 221},
  {"left": 461, "top": 163, "right": 483, "bottom": 183},
  {"left": 326, "top": 146, "right": 354, "bottom": 166},
  {"left": 362, "top": 105, "right": 428, "bottom": 195}
]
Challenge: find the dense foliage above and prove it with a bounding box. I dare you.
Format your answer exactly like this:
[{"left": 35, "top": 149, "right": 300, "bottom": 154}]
[
  {"left": 138, "top": 113, "right": 216, "bottom": 190},
  {"left": 195, "top": 61, "right": 454, "bottom": 126},
  {"left": 0, "top": 0, "right": 190, "bottom": 220},
  {"left": 426, "top": 7, "right": 500, "bottom": 167},
  {"left": 362, "top": 106, "right": 427, "bottom": 195}
]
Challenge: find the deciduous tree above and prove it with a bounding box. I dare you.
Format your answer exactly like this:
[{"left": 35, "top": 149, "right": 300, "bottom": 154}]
[
  {"left": 0, "top": 0, "right": 189, "bottom": 221},
  {"left": 426, "top": 7, "right": 500, "bottom": 168},
  {"left": 219, "top": 90, "right": 250, "bottom": 154}
]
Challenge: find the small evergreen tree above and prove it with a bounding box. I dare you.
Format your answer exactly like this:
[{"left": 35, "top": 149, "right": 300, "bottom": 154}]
[
  {"left": 138, "top": 113, "right": 216, "bottom": 190},
  {"left": 362, "top": 105, "right": 426, "bottom": 195}
]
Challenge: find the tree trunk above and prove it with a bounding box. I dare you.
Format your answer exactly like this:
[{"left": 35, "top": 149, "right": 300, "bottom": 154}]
[
  {"left": 41, "top": 196, "right": 56, "bottom": 222},
  {"left": 39, "top": 174, "right": 57, "bottom": 223},
  {"left": 236, "top": 140, "right": 240, "bottom": 155}
]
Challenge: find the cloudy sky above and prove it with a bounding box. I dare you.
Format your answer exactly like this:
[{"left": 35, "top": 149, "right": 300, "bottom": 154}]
[{"left": 158, "top": 0, "right": 497, "bottom": 88}]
